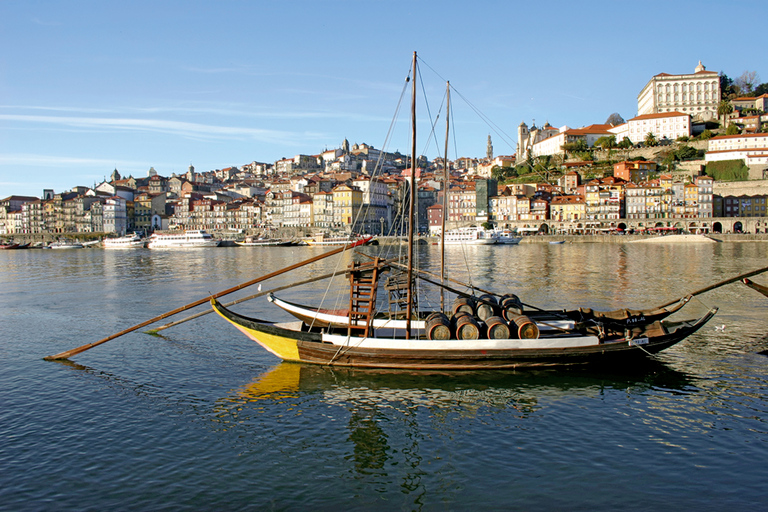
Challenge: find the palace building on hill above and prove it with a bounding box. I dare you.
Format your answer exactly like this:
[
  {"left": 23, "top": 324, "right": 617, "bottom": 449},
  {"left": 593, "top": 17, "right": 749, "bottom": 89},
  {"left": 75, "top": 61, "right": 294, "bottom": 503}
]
[{"left": 637, "top": 61, "right": 720, "bottom": 122}]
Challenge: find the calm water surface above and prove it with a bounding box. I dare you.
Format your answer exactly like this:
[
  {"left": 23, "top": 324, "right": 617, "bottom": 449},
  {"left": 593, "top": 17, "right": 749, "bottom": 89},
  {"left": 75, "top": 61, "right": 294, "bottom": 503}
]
[{"left": 1, "top": 242, "right": 767, "bottom": 510}]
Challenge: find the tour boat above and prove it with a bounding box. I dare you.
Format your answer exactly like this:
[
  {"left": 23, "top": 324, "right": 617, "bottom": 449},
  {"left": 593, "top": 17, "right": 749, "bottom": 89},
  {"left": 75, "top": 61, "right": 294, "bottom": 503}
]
[
  {"left": 210, "top": 53, "right": 718, "bottom": 370},
  {"left": 442, "top": 227, "right": 497, "bottom": 245},
  {"left": 147, "top": 230, "right": 220, "bottom": 249},
  {"left": 103, "top": 234, "right": 146, "bottom": 249}
]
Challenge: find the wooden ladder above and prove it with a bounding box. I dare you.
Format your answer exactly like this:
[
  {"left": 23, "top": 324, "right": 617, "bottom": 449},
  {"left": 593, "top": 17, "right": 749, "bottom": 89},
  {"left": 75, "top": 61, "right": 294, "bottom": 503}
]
[{"left": 348, "top": 258, "right": 380, "bottom": 337}]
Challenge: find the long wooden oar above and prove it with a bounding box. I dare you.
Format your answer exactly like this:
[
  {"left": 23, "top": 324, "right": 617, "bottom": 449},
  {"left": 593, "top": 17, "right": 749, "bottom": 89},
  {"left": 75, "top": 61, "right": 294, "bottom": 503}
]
[
  {"left": 743, "top": 278, "right": 768, "bottom": 298},
  {"left": 658, "top": 265, "right": 768, "bottom": 308},
  {"left": 44, "top": 242, "right": 366, "bottom": 361},
  {"left": 146, "top": 271, "right": 340, "bottom": 334}
]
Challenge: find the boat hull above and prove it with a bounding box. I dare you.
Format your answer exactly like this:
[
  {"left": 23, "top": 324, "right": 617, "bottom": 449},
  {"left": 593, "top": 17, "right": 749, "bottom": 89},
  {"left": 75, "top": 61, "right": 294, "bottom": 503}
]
[
  {"left": 211, "top": 299, "right": 716, "bottom": 370},
  {"left": 267, "top": 293, "right": 693, "bottom": 335}
]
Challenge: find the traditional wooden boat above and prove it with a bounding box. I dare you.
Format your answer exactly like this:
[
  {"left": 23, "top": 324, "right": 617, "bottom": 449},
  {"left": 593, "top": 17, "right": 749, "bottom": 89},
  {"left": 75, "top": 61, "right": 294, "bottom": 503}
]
[
  {"left": 211, "top": 298, "right": 715, "bottom": 369},
  {"left": 210, "top": 52, "right": 718, "bottom": 370},
  {"left": 743, "top": 278, "right": 768, "bottom": 298}
]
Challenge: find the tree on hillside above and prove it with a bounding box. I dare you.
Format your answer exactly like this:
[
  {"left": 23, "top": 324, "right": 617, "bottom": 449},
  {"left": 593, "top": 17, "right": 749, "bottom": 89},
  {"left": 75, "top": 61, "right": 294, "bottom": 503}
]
[
  {"left": 754, "top": 83, "right": 768, "bottom": 96},
  {"left": 605, "top": 113, "right": 625, "bottom": 126},
  {"left": 675, "top": 145, "right": 698, "bottom": 160},
  {"left": 735, "top": 71, "right": 760, "bottom": 95},
  {"left": 645, "top": 132, "right": 658, "bottom": 147},
  {"left": 725, "top": 123, "right": 741, "bottom": 135},
  {"left": 718, "top": 100, "right": 734, "bottom": 127},
  {"left": 720, "top": 72, "right": 740, "bottom": 100},
  {"left": 618, "top": 136, "right": 633, "bottom": 149},
  {"left": 561, "top": 139, "right": 589, "bottom": 155},
  {"left": 594, "top": 135, "right": 616, "bottom": 150}
]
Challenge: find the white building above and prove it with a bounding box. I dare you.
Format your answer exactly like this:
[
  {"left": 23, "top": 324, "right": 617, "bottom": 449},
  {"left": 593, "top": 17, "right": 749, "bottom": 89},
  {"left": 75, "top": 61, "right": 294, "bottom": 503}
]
[
  {"left": 524, "top": 124, "right": 614, "bottom": 158},
  {"left": 103, "top": 196, "right": 128, "bottom": 235},
  {"left": 705, "top": 133, "right": 768, "bottom": 167},
  {"left": 610, "top": 112, "right": 691, "bottom": 145},
  {"left": 637, "top": 61, "right": 720, "bottom": 121},
  {"left": 516, "top": 122, "right": 560, "bottom": 160}
]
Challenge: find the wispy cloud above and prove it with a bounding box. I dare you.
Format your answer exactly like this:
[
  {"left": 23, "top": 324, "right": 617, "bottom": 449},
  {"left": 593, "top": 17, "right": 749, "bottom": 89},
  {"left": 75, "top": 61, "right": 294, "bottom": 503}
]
[
  {"left": 0, "top": 154, "right": 134, "bottom": 167},
  {"left": 1, "top": 101, "right": 387, "bottom": 120},
  {"left": 0, "top": 113, "right": 297, "bottom": 145}
]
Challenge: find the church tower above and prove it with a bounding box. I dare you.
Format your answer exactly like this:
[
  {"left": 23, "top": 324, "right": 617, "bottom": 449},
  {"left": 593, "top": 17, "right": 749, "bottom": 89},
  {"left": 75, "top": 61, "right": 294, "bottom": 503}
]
[
  {"left": 486, "top": 135, "right": 493, "bottom": 160},
  {"left": 517, "top": 121, "right": 529, "bottom": 162}
]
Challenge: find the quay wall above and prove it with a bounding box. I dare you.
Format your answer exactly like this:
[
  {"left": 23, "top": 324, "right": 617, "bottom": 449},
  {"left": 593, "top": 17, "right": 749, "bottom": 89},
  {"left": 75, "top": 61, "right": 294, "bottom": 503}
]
[{"left": 374, "top": 233, "right": 768, "bottom": 245}]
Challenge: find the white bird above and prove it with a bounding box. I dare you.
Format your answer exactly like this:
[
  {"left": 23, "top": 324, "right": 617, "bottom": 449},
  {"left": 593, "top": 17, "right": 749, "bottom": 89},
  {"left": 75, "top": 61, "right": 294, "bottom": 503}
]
[
  {"left": 714, "top": 324, "right": 726, "bottom": 332},
  {"left": 257, "top": 284, "right": 262, "bottom": 292}
]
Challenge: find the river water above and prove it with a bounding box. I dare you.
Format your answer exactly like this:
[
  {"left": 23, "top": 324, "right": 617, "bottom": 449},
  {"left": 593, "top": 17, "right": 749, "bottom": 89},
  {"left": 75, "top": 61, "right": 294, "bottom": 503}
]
[{"left": 2, "top": 242, "right": 767, "bottom": 510}]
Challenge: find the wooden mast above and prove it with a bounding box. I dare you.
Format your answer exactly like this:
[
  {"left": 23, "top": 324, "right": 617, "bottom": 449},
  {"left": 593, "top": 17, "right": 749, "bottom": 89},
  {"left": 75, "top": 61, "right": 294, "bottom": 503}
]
[
  {"left": 440, "top": 81, "right": 450, "bottom": 312},
  {"left": 405, "top": 51, "right": 417, "bottom": 338}
]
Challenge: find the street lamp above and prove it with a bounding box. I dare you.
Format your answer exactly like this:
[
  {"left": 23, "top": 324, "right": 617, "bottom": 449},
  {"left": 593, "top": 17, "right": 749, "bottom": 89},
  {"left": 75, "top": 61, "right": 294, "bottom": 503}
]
[{"left": 380, "top": 217, "right": 385, "bottom": 236}]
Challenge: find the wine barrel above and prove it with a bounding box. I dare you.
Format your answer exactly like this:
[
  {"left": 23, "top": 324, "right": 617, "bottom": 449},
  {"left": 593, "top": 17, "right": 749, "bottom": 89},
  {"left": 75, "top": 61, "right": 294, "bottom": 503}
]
[
  {"left": 476, "top": 294, "right": 498, "bottom": 321},
  {"left": 454, "top": 314, "right": 480, "bottom": 340},
  {"left": 507, "top": 313, "right": 539, "bottom": 339},
  {"left": 500, "top": 294, "right": 524, "bottom": 320},
  {"left": 452, "top": 296, "right": 476, "bottom": 316},
  {"left": 426, "top": 312, "right": 452, "bottom": 340},
  {"left": 485, "top": 315, "right": 511, "bottom": 339}
]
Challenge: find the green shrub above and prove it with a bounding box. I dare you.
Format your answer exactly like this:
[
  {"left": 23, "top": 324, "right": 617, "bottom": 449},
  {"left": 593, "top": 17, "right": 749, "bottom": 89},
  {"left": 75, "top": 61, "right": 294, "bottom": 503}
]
[{"left": 705, "top": 159, "right": 749, "bottom": 181}]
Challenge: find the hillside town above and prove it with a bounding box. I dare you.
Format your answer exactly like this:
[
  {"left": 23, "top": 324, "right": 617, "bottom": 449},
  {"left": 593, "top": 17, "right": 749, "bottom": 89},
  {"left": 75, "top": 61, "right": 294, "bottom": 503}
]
[{"left": 2, "top": 61, "right": 768, "bottom": 240}]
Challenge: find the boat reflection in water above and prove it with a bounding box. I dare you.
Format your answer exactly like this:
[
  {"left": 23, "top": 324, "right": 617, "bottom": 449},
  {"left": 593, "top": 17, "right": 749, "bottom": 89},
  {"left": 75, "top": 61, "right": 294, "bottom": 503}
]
[
  {"left": 227, "top": 361, "right": 693, "bottom": 409},
  {"left": 212, "top": 361, "right": 694, "bottom": 477}
]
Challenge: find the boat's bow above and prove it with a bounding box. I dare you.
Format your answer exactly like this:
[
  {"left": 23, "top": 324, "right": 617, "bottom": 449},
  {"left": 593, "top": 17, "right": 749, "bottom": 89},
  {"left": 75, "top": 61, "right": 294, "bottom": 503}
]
[{"left": 211, "top": 298, "right": 320, "bottom": 362}]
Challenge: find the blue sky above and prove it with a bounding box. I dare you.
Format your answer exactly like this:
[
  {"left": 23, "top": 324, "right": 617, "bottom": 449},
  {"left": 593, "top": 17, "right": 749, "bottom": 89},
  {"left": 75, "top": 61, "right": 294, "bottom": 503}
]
[{"left": 1, "top": 0, "right": 765, "bottom": 198}]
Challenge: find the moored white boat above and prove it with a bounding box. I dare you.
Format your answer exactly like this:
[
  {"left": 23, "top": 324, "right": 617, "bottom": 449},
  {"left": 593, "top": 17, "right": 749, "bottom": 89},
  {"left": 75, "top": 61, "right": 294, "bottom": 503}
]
[
  {"left": 236, "top": 237, "right": 293, "bottom": 247},
  {"left": 48, "top": 240, "right": 84, "bottom": 249},
  {"left": 103, "top": 234, "right": 146, "bottom": 249},
  {"left": 303, "top": 234, "right": 373, "bottom": 246},
  {"left": 492, "top": 230, "right": 522, "bottom": 245},
  {"left": 442, "top": 227, "right": 496, "bottom": 245},
  {"left": 147, "top": 230, "right": 220, "bottom": 249}
]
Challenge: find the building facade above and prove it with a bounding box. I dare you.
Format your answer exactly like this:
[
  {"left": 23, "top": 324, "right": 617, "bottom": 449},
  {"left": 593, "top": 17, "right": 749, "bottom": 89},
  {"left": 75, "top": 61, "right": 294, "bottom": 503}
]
[{"left": 636, "top": 61, "right": 720, "bottom": 121}]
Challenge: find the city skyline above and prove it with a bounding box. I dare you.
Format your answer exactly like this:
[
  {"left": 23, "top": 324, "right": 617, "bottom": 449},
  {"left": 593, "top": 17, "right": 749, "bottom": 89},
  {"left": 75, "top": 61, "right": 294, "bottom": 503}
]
[{"left": 1, "top": 0, "right": 766, "bottom": 198}]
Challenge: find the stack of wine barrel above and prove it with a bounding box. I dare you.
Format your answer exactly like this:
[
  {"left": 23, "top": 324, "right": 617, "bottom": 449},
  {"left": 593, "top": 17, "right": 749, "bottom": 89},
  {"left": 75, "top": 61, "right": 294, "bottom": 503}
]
[{"left": 425, "top": 294, "right": 540, "bottom": 341}]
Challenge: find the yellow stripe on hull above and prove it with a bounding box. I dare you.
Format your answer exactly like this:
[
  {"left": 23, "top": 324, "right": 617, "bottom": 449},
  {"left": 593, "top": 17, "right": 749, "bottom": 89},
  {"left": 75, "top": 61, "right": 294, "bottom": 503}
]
[{"left": 212, "top": 304, "right": 302, "bottom": 362}]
